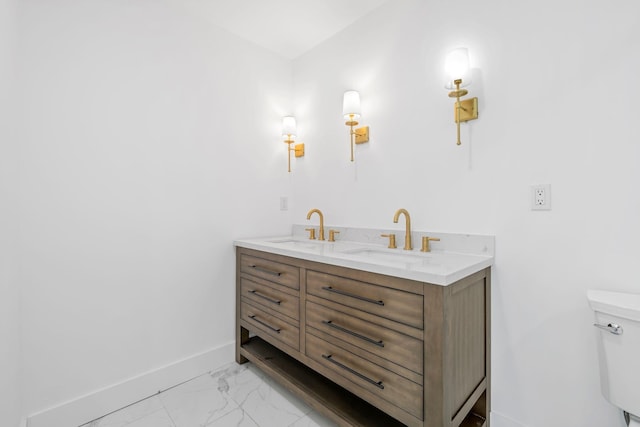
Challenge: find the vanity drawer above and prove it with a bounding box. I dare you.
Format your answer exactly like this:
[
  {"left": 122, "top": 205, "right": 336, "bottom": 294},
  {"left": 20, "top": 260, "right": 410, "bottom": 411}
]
[
  {"left": 240, "top": 254, "right": 300, "bottom": 290},
  {"left": 241, "top": 301, "right": 299, "bottom": 351},
  {"left": 306, "top": 301, "right": 423, "bottom": 375},
  {"left": 241, "top": 277, "right": 299, "bottom": 321},
  {"left": 307, "top": 270, "right": 423, "bottom": 329},
  {"left": 306, "top": 332, "right": 423, "bottom": 420}
]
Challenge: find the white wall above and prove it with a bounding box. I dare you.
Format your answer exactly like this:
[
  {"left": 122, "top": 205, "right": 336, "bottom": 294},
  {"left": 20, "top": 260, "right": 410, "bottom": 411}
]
[
  {"left": 15, "top": 0, "right": 294, "bottom": 421},
  {"left": 10, "top": 0, "right": 640, "bottom": 425},
  {"left": 0, "top": 0, "right": 23, "bottom": 424},
  {"left": 0, "top": 0, "right": 22, "bottom": 427},
  {"left": 291, "top": 1, "right": 640, "bottom": 426}
]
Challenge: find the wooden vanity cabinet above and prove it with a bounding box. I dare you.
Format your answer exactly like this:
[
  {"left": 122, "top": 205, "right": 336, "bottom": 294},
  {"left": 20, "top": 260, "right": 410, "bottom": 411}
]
[{"left": 236, "top": 247, "right": 490, "bottom": 427}]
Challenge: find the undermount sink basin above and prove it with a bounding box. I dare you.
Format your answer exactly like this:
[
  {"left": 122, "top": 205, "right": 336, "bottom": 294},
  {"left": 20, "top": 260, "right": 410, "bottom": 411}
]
[
  {"left": 266, "top": 239, "right": 324, "bottom": 250},
  {"left": 339, "top": 247, "right": 433, "bottom": 265},
  {"left": 262, "top": 238, "right": 442, "bottom": 268}
]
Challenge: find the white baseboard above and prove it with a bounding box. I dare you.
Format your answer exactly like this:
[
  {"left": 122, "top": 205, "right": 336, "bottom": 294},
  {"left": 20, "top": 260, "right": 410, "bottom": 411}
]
[
  {"left": 26, "top": 341, "right": 235, "bottom": 427},
  {"left": 491, "top": 410, "right": 527, "bottom": 427}
]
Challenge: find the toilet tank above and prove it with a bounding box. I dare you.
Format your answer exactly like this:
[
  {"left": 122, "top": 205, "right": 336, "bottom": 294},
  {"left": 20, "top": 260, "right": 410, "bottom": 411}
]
[{"left": 587, "top": 290, "right": 640, "bottom": 416}]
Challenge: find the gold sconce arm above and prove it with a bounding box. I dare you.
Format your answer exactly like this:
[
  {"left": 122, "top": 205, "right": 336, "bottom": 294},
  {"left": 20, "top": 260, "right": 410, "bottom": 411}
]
[
  {"left": 346, "top": 114, "right": 357, "bottom": 162},
  {"left": 283, "top": 135, "right": 304, "bottom": 173},
  {"left": 345, "top": 117, "right": 370, "bottom": 162},
  {"left": 448, "top": 79, "right": 478, "bottom": 146}
]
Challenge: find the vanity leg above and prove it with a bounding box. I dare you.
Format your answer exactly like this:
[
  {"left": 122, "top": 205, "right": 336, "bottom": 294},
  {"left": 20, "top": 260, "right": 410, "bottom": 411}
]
[
  {"left": 235, "top": 247, "right": 249, "bottom": 364},
  {"left": 471, "top": 391, "right": 487, "bottom": 423},
  {"left": 484, "top": 269, "right": 491, "bottom": 425},
  {"left": 236, "top": 326, "right": 249, "bottom": 364}
]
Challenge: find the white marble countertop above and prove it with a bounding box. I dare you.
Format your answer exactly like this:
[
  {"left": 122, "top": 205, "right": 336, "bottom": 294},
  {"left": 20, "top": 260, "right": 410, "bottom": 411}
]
[{"left": 234, "top": 225, "right": 494, "bottom": 286}]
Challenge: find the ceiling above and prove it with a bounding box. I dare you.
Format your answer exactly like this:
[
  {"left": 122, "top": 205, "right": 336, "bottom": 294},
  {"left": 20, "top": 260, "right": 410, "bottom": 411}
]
[{"left": 166, "top": 0, "right": 391, "bottom": 59}]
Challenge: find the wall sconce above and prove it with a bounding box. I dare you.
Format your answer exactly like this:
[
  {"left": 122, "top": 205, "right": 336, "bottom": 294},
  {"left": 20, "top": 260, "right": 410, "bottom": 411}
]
[
  {"left": 342, "top": 90, "right": 369, "bottom": 161},
  {"left": 444, "top": 47, "right": 478, "bottom": 145},
  {"left": 282, "top": 116, "right": 304, "bottom": 172}
]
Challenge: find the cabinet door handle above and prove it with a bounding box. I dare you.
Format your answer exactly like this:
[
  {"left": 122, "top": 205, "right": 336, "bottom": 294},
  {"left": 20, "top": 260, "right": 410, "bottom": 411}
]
[
  {"left": 321, "top": 286, "right": 384, "bottom": 306},
  {"left": 321, "top": 354, "right": 384, "bottom": 390},
  {"left": 247, "top": 290, "right": 281, "bottom": 305},
  {"left": 322, "top": 320, "right": 384, "bottom": 347},
  {"left": 249, "top": 265, "right": 282, "bottom": 277},
  {"left": 248, "top": 315, "right": 281, "bottom": 333}
]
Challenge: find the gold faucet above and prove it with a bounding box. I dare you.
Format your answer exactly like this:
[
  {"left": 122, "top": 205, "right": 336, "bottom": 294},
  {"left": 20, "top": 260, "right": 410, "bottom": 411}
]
[
  {"left": 304, "top": 228, "right": 316, "bottom": 240},
  {"left": 381, "top": 233, "right": 397, "bottom": 249},
  {"left": 306, "top": 208, "right": 325, "bottom": 241},
  {"left": 421, "top": 235, "right": 440, "bottom": 252},
  {"left": 393, "top": 208, "right": 412, "bottom": 250}
]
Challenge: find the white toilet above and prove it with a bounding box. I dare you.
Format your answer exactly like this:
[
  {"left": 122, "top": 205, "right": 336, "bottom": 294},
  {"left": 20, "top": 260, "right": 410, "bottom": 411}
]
[{"left": 587, "top": 290, "right": 640, "bottom": 426}]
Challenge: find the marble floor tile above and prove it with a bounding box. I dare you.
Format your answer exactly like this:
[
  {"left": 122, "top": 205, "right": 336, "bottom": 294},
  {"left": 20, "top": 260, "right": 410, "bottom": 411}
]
[
  {"left": 220, "top": 364, "right": 269, "bottom": 405},
  {"left": 80, "top": 362, "right": 335, "bottom": 427},
  {"left": 159, "top": 369, "right": 239, "bottom": 427},
  {"left": 228, "top": 369, "right": 312, "bottom": 427}
]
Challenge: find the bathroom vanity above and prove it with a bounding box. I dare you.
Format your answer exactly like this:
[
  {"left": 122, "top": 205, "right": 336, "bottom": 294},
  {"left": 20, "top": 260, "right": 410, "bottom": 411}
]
[{"left": 235, "top": 226, "right": 493, "bottom": 427}]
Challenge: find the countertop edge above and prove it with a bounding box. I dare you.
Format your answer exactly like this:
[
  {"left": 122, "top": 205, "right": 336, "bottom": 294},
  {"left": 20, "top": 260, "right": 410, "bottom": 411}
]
[{"left": 234, "top": 237, "right": 493, "bottom": 286}]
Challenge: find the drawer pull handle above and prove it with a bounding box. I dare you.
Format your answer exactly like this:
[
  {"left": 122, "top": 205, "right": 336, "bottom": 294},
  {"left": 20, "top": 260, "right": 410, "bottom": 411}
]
[
  {"left": 248, "top": 315, "right": 281, "bottom": 333},
  {"left": 249, "top": 265, "right": 283, "bottom": 277},
  {"left": 322, "top": 320, "right": 384, "bottom": 347},
  {"left": 321, "top": 354, "right": 384, "bottom": 390},
  {"left": 321, "top": 286, "right": 384, "bottom": 306},
  {"left": 248, "top": 290, "right": 282, "bottom": 305}
]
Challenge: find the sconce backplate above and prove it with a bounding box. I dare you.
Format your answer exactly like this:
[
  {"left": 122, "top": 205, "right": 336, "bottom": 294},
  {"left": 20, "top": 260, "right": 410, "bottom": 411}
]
[
  {"left": 454, "top": 97, "right": 479, "bottom": 123},
  {"left": 294, "top": 143, "right": 305, "bottom": 157},
  {"left": 355, "top": 126, "right": 369, "bottom": 144}
]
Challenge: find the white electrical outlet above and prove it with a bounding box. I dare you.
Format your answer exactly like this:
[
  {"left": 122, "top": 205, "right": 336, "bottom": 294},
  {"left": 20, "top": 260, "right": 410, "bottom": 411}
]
[
  {"left": 531, "top": 184, "right": 551, "bottom": 210},
  {"left": 280, "top": 196, "right": 288, "bottom": 211}
]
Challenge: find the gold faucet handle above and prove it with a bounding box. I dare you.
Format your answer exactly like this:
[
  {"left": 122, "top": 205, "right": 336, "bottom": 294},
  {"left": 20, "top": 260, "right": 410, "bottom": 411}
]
[
  {"left": 305, "top": 228, "right": 316, "bottom": 240},
  {"left": 421, "top": 236, "right": 441, "bottom": 252},
  {"left": 381, "top": 234, "right": 397, "bottom": 249},
  {"left": 328, "top": 230, "right": 340, "bottom": 242}
]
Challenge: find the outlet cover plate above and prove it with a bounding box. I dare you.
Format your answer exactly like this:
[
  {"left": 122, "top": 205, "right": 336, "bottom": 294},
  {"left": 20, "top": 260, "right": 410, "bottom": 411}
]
[{"left": 531, "top": 184, "right": 551, "bottom": 211}]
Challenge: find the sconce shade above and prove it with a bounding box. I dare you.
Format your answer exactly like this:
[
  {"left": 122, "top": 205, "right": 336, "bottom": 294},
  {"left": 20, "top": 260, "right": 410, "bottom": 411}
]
[
  {"left": 282, "top": 116, "right": 296, "bottom": 139},
  {"left": 342, "top": 90, "right": 361, "bottom": 121},
  {"left": 444, "top": 47, "right": 472, "bottom": 89}
]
